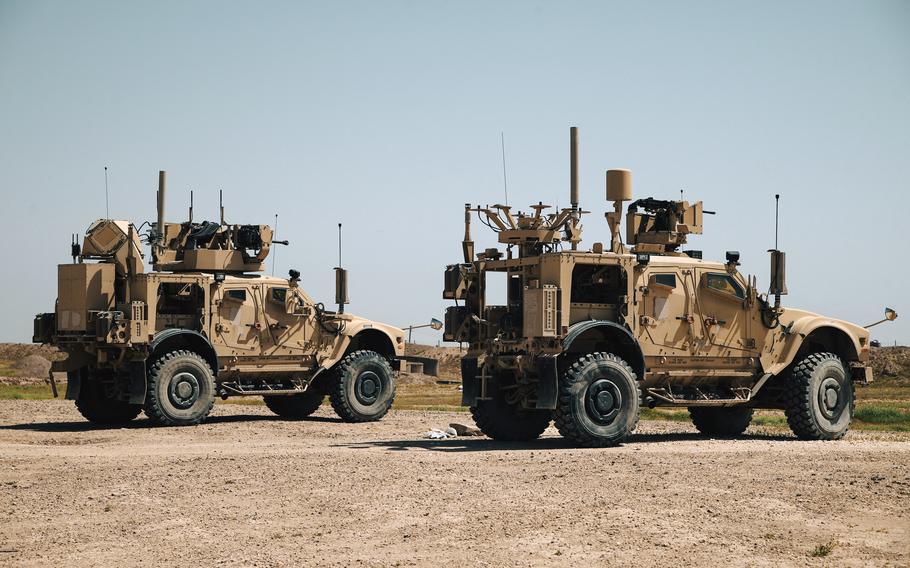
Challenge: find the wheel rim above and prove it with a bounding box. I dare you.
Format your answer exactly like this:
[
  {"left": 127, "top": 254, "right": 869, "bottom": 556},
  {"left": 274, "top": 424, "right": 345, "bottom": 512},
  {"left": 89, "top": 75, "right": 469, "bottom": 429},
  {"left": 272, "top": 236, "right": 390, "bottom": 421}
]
[
  {"left": 168, "top": 371, "right": 200, "bottom": 409},
  {"left": 354, "top": 370, "right": 382, "bottom": 406},
  {"left": 585, "top": 378, "right": 623, "bottom": 425},
  {"left": 818, "top": 376, "right": 842, "bottom": 420}
]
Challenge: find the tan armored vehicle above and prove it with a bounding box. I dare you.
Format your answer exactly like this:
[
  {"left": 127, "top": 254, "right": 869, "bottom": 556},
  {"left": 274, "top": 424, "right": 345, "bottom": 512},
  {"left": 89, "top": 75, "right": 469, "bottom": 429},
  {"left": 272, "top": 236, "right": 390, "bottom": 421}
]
[
  {"left": 444, "top": 128, "right": 889, "bottom": 446},
  {"left": 34, "top": 171, "right": 408, "bottom": 426}
]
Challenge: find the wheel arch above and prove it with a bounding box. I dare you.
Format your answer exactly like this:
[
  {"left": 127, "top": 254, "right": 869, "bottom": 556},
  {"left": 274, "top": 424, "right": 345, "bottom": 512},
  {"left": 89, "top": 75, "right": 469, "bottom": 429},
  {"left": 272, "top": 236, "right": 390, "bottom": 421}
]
[
  {"left": 150, "top": 329, "right": 219, "bottom": 376},
  {"left": 532, "top": 321, "right": 645, "bottom": 411},
  {"left": 562, "top": 320, "right": 646, "bottom": 380},
  {"left": 344, "top": 328, "right": 396, "bottom": 360},
  {"left": 765, "top": 320, "right": 862, "bottom": 377}
]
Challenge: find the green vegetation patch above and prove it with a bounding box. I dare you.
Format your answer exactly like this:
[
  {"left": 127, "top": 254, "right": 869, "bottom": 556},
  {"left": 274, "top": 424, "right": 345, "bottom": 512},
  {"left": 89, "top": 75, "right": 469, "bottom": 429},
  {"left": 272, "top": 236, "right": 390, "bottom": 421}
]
[{"left": 0, "top": 384, "right": 56, "bottom": 400}]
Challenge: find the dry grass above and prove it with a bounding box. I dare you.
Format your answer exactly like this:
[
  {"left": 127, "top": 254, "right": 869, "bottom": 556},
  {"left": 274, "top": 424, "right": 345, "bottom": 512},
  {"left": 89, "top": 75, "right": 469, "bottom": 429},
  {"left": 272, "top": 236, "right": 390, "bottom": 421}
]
[{"left": 809, "top": 540, "right": 839, "bottom": 558}]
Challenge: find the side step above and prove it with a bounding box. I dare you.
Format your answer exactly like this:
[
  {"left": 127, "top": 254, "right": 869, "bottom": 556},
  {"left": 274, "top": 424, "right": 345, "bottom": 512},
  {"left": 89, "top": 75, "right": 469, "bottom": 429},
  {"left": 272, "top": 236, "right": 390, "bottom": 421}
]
[
  {"left": 646, "top": 373, "right": 773, "bottom": 407},
  {"left": 218, "top": 382, "right": 311, "bottom": 398}
]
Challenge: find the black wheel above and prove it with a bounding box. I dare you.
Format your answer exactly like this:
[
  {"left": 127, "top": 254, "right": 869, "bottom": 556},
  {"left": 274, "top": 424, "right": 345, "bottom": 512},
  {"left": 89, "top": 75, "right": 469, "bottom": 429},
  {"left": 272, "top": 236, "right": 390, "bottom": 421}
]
[
  {"left": 554, "top": 352, "right": 640, "bottom": 447},
  {"left": 329, "top": 350, "right": 396, "bottom": 422},
  {"left": 73, "top": 372, "right": 142, "bottom": 424},
  {"left": 264, "top": 384, "right": 325, "bottom": 419},
  {"left": 688, "top": 406, "right": 754, "bottom": 436},
  {"left": 144, "top": 350, "right": 216, "bottom": 426},
  {"left": 783, "top": 352, "right": 854, "bottom": 440},
  {"left": 470, "top": 370, "right": 552, "bottom": 442}
]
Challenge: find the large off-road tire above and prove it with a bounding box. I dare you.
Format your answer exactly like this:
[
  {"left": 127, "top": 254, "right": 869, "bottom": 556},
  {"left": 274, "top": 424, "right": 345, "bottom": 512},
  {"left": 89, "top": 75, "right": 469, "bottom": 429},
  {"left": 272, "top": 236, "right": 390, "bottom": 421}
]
[
  {"left": 554, "top": 352, "right": 640, "bottom": 447},
  {"left": 469, "top": 372, "right": 552, "bottom": 442},
  {"left": 688, "top": 406, "right": 754, "bottom": 436},
  {"left": 74, "top": 376, "right": 142, "bottom": 424},
  {"left": 264, "top": 385, "right": 325, "bottom": 419},
  {"left": 144, "top": 350, "right": 216, "bottom": 426},
  {"left": 783, "top": 352, "right": 854, "bottom": 440},
  {"left": 329, "top": 350, "right": 396, "bottom": 422}
]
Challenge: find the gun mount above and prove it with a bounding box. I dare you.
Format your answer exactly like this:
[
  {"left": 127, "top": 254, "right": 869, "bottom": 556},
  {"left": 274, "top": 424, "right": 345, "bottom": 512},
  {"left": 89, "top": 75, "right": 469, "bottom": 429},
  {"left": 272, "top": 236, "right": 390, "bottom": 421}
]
[
  {"left": 152, "top": 221, "right": 277, "bottom": 273},
  {"left": 626, "top": 197, "right": 712, "bottom": 254},
  {"left": 149, "top": 171, "right": 286, "bottom": 273}
]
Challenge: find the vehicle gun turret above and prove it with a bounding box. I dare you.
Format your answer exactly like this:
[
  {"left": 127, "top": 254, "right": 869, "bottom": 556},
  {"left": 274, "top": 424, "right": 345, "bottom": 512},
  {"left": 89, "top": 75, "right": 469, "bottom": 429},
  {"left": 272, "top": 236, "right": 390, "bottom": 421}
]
[{"left": 149, "top": 171, "right": 286, "bottom": 273}]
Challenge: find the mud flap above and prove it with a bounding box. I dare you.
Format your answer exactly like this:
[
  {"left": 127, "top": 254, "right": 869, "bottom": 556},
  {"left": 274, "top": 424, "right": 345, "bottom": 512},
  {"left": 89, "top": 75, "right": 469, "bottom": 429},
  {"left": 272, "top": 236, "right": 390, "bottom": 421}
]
[
  {"left": 127, "top": 361, "right": 147, "bottom": 405},
  {"left": 461, "top": 357, "right": 479, "bottom": 407},
  {"left": 535, "top": 354, "right": 559, "bottom": 410},
  {"left": 64, "top": 370, "right": 81, "bottom": 401}
]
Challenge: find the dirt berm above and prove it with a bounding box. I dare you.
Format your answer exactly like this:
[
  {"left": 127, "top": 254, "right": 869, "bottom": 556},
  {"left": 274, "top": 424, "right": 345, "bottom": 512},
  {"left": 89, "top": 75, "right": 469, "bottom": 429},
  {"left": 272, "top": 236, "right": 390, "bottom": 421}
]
[{"left": 0, "top": 400, "right": 908, "bottom": 567}]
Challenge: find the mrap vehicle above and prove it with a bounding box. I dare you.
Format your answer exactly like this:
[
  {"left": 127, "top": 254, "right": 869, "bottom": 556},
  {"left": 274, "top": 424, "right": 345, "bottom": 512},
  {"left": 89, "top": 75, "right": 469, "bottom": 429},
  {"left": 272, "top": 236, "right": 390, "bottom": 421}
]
[
  {"left": 443, "top": 127, "right": 890, "bottom": 447},
  {"left": 34, "top": 171, "right": 409, "bottom": 426}
]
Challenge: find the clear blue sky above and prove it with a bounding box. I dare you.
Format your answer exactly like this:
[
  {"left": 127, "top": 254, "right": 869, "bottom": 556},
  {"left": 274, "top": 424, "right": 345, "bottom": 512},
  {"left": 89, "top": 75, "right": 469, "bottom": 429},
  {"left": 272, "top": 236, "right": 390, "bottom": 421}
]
[{"left": 1, "top": 0, "right": 908, "bottom": 345}]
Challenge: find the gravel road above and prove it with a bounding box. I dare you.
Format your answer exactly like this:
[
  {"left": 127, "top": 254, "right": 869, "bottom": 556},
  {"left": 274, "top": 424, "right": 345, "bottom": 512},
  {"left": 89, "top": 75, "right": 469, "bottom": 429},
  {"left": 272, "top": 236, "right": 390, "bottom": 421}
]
[{"left": 1, "top": 400, "right": 908, "bottom": 567}]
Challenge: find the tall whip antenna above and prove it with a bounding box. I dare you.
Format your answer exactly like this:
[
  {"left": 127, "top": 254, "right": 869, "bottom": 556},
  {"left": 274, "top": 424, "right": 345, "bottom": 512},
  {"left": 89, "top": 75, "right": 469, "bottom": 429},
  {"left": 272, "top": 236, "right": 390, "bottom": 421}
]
[
  {"left": 272, "top": 213, "right": 279, "bottom": 276},
  {"left": 500, "top": 132, "right": 509, "bottom": 205},
  {"left": 338, "top": 222, "right": 343, "bottom": 267},
  {"left": 104, "top": 166, "right": 109, "bottom": 218},
  {"left": 774, "top": 194, "right": 780, "bottom": 249}
]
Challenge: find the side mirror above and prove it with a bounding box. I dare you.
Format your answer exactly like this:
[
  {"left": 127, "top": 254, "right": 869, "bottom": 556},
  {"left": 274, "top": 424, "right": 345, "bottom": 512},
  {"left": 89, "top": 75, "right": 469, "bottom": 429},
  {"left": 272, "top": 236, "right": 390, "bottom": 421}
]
[{"left": 864, "top": 307, "right": 898, "bottom": 329}]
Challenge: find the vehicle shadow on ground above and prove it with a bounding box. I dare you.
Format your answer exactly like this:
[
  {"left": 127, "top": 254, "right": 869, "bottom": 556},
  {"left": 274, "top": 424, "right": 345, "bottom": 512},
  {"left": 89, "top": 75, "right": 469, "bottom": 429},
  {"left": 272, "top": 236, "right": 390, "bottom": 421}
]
[
  {"left": 337, "top": 431, "right": 793, "bottom": 452},
  {"left": 0, "top": 413, "right": 342, "bottom": 432}
]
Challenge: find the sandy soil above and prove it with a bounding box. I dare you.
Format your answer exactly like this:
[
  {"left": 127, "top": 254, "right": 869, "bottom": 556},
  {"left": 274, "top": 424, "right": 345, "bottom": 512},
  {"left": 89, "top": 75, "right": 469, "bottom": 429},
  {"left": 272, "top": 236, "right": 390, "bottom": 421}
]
[{"left": 0, "top": 401, "right": 908, "bottom": 567}]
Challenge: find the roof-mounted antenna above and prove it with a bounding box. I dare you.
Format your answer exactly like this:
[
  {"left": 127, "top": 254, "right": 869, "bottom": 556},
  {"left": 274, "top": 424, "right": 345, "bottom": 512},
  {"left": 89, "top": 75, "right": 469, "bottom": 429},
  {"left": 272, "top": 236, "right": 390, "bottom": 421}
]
[
  {"left": 188, "top": 190, "right": 194, "bottom": 223},
  {"left": 219, "top": 190, "right": 225, "bottom": 225},
  {"left": 774, "top": 193, "right": 780, "bottom": 249},
  {"left": 104, "top": 166, "right": 110, "bottom": 218},
  {"left": 500, "top": 132, "right": 509, "bottom": 206}
]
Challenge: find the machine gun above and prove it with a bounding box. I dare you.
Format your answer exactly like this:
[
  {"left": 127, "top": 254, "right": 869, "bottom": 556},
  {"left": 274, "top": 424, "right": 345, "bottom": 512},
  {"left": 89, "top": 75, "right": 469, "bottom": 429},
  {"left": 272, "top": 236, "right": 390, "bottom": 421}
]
[{"left": 625, "top": 197, "right": 713, "bottom": 254}]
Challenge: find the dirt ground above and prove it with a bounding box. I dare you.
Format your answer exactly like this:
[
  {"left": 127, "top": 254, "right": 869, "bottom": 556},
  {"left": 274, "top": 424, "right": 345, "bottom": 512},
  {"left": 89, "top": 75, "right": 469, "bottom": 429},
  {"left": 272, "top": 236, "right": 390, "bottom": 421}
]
[{"left": 1, "top": 401, "right": 908, "bottom": 567}]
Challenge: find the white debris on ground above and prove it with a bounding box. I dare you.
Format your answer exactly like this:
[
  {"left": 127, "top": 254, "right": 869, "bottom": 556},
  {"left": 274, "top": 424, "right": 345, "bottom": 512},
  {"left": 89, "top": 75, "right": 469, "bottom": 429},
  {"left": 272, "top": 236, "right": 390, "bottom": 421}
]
[{"left": 421, "top": 423, "right": 484, "bottom": 439}]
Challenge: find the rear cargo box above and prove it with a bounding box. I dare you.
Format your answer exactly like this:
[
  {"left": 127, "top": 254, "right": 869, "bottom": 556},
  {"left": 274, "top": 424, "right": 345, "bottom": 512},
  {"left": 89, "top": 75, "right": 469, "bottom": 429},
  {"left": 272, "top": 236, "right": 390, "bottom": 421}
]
[{"left": 57, "top": 263, "right": 115, "bottom": 331}]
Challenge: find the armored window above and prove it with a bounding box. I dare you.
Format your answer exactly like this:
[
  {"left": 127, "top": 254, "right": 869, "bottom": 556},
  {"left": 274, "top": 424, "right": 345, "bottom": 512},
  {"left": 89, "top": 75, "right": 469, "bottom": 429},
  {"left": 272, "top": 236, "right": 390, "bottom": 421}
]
[
  {"left": 571, "top": 265, "right": 624, "bottom": 304},
  {"left": 705, "top": 273, "right": 745, "bottom": 300},
  {"left": 270, "top": 288, "right": 288, "bottom": 304},
  {"left": 653, "top": 274, "right": 676, "bottom": 288},
  {"left": 225, "top": 289, "right": 247, "bottom": 302}
]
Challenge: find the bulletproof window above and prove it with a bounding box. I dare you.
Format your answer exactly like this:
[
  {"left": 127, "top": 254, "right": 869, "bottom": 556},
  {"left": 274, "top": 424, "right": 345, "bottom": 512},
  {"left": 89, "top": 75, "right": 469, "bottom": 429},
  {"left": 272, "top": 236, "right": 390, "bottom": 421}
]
[
  {"left": 653, "top": 274, "right": 676, "bottom": 288},
  {"left": 571, "top": 265, "right": 624, "bottom": 304},
  {"left": 270, "top": 288, "right": 288, "bottom": 304},
  {"left": 705, "top": 273, "right": 745, "bottom": 300},
  {"left": 225, "top": 289, "right": 247, "bottom": 302}
]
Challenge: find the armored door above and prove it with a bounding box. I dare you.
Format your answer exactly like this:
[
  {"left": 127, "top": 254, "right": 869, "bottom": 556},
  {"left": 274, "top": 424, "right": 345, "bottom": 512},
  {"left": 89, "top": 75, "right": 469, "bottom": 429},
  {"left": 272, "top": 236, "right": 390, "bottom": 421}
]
[
  {"left": 637, "top": 269, "right": 693, "bottom": 357},
  {"left": 693, "top": 269, "right": 758, "bottom": 361},
  {"left": 211, "top": 285, "right": 262, "bottom": 356},
  {"left": 259, "top": 284, "right": 318, "bottom": 358}
]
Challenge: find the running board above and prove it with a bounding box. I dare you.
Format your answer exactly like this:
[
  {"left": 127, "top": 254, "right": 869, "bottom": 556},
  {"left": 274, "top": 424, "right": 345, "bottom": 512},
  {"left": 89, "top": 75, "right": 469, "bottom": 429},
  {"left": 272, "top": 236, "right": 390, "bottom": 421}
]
[
  {"left": 647, "top": 373, "right": 773, "bottom": 407},
  {"left": 218, "top": 382, "right": 312, "bottom": 398}
]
